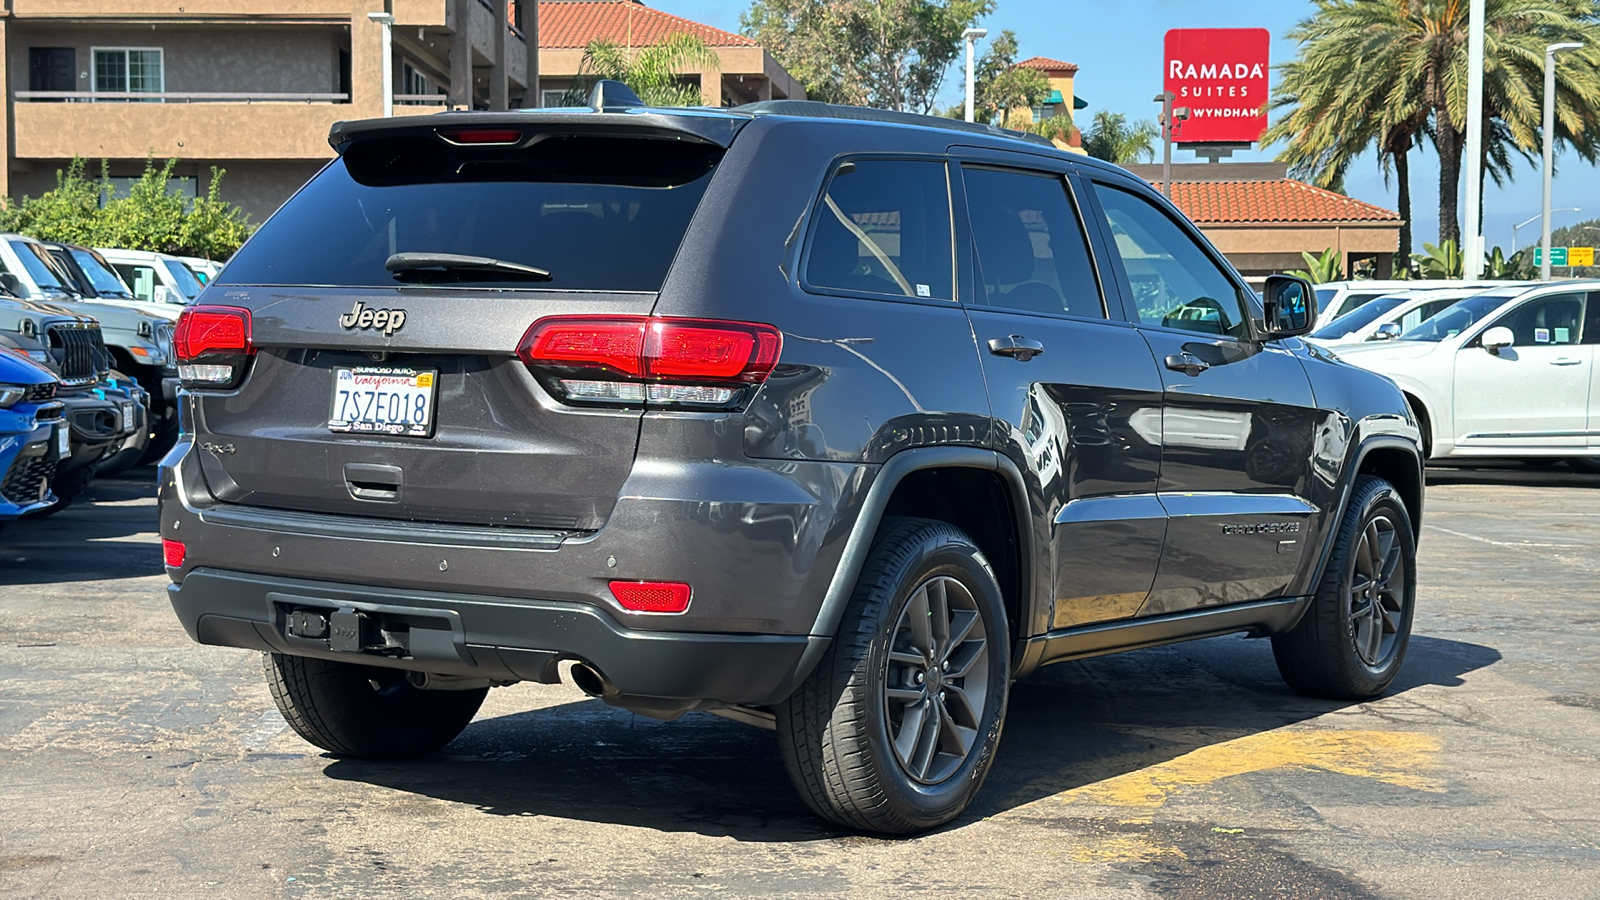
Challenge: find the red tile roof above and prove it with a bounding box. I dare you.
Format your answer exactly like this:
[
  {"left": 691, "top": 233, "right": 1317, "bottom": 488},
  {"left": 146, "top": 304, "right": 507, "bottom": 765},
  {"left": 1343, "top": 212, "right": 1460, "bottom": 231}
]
[
  {"left": 537, "top": 1, "right": 756, "bottom": 49},
  {"left": 1015, "top": 56, "right": 1079, "bottom": 74},
  {"left": 1168, "top": 179, "right": 1401, "bottom": 225}
]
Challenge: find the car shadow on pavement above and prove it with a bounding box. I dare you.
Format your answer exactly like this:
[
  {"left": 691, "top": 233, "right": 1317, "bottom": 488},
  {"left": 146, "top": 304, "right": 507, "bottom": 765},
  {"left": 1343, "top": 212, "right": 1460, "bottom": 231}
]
[
  {"left": 322, "top": 632, "right": 1500, "bottom": 840},
  {"left": 0, "top": 471, "right": 162, "bottom": 585},
  {"left": 1426, "top": 461, "right": 1600, "bottom": 489}
]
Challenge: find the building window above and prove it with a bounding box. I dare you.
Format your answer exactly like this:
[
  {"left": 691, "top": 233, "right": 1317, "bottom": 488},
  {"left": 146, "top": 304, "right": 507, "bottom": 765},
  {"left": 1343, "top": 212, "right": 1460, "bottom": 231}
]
[
  {"left": 1031, "top": 105, "right": 1054, "bottom": 124},
  {"left": 542, "top": 88, "right": 573, "bottom": 108},
  {"left": 92, "top": 48, "right": 163, "bottom": 97},
  {"left": 399, "top": 62, "right": 443, "bottom": 104},
  {"left": 29, "top": 48, "right": 77, "bottom": 93}
]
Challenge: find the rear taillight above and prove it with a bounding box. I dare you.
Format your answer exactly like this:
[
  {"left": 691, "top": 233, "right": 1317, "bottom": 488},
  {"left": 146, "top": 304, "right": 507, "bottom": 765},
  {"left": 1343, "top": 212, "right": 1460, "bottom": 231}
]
[
  {"left": 609, "top": 580, "right": 692, "bottom": 614},
  {"left": 162, "top": 538, "right": 186, "bottom": 568},
  {"left": 518, "top": 316, "right": 781, "bottom": 409},
  {"left": 174, "top": 305, "right": 254, "bottom": 389}
]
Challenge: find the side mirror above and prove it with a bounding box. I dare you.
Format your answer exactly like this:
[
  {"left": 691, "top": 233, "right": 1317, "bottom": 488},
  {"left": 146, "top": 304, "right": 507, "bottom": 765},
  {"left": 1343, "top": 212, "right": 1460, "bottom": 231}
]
[
  {"left": 1371, "top": 322, "right": 1402, "bottom": 341},
  {"left": 0, "top": 273, "right": 20, "bottom": 297},
  {"left": 153, "top": 285, "right": 179, "bottom": 305},
  {"left": 1261, "top": 274, "right": 1317, "bottom": 338},
  {"left": 1481, "top": 326, "right": 1515, "bottom": 355}
]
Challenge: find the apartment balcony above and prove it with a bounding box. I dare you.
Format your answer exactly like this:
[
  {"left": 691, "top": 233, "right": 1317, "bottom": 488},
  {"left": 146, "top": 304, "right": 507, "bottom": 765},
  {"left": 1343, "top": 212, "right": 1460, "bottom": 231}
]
[{"left": 11, "top": 92, "right": 356, "bottom": 161}]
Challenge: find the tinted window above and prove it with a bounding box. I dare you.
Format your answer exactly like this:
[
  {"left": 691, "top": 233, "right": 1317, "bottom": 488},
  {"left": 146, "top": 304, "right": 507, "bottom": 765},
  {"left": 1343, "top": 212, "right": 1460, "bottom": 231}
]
[
  {"left": 9, "top": 241, "right": 70, "bottom": 293},
  {"left": 218, "top": 134, "right": 723, "bottom": 291},
  {"left": 1399, "top": 294, "right": 1512, "bottom": 342},
  {"left": 69, "top": 249, "right": 133, "bottom": 298},
  {"left": 1310, "top": 294, "right": 1407, "bottom": 339},
  {"left": 1092, "top": 183, "right": 1250, "bottom": 338},
  {"left": 1492, "top": 293, "right": 1587, "bottom": 346},
  {"left": 162, "top": 258, "right": 203, "bottom": 299},
  {"left": 1339, "top": 293, "right": 1384, "bottom": 313},
  {"left": 805, "top": 159, "right": 953, "bottom": 301},
  {"left": 963, "top": 167, "right": 1102, "bottom": 318}
]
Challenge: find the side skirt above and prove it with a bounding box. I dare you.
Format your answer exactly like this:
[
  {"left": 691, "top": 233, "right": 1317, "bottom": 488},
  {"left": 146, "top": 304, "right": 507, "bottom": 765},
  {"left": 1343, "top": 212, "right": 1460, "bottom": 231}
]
[{"left": 1013, "top": 597, "right": 1307, "bottom": 677}]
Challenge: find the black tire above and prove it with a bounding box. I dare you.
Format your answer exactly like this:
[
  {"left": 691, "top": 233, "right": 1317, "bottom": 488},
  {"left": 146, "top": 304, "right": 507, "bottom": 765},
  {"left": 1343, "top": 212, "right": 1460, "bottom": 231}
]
[
  {"left": 1273, "top": 476, "right": 1416, "bottom": 700},
  {"left": 138, "top": 418, "right": 179, "bottom": 468},
  {"left": 775, "top": 518, "right": 1010, "bottom": 835},
  {"left": 1567, "top": 458, "right": 1600, "bottom": 474},
  {"left": 264, "top": 653, "right": 487, "bottom": 759},
  {"left": 26, "top": 465, "right": 93, "bottom": 518}
]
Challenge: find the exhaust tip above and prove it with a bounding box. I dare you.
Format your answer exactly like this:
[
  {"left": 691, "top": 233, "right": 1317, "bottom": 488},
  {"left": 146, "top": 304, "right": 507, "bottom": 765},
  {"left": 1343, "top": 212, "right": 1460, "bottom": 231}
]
[{"left": 569, "top": 662, "right": 607, "bottom": 698}]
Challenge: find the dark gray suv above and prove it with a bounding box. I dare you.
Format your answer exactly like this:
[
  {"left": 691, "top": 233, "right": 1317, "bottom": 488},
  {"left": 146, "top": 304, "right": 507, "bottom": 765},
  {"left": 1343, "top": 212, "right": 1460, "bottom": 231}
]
[{"left": 161, "top": 86, "right": 1424, "bottom": 835}]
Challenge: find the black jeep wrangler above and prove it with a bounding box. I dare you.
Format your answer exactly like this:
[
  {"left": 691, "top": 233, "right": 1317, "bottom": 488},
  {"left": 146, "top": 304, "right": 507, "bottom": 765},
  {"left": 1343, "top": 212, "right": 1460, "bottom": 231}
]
[{"left": 161, "top": 86, "right": 1423, "bottom": 835}]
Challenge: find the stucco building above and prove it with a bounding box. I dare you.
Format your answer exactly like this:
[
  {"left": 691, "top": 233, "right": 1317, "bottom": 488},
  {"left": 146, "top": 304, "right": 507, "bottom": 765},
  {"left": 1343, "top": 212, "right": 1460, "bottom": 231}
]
[{"left": 2, "top": 0, "right": 798, "bottom": 224}]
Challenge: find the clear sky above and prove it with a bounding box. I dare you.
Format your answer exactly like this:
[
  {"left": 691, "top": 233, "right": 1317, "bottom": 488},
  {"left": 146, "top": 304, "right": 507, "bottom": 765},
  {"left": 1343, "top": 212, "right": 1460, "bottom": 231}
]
[{"left": 657, "top": 0, "right": 1599, "bottom": 255}]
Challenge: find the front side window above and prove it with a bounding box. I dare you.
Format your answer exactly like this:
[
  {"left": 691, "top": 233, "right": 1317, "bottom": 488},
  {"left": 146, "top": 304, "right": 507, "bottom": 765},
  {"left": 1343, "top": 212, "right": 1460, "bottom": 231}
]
[
  {"left": 1092, "top": 182, "right": 1251, "bottom": 339},
  {"left": 93, "top": 48, "right": 163, "bottom": 96},
  {"left": 68, "top": 249, "right": 133, "bottom": 298},
  {"left": 962, "top": 166, "right": 1102, "bottom": 318},
  {"left": 1491, "top": 293, "right": 1587, "bottom": 346},
  {"left": 115, "top": 263, "right": 160, "bottom": 301},
  {"left": 804, "top": 159, "right": 953, "bottom": 301}
]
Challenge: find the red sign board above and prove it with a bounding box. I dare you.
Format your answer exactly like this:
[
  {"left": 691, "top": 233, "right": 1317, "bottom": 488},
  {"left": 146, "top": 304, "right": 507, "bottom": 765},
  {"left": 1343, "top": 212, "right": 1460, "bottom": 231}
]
[{"left": 1163, "top": 28, "right": 1270, "bottom": 144}]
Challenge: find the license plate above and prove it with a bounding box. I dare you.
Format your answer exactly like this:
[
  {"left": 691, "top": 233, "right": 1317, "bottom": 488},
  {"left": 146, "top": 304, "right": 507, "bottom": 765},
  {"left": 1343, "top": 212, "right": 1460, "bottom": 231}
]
[
  {"left": 56, "top": 425, "right": 70, "bottom": 456},
  {"left": 328, "top": 367, "right": 437, "bottom": 438},
  {"left": 121, "top": 401, "right": 137, "bottom": 431}
]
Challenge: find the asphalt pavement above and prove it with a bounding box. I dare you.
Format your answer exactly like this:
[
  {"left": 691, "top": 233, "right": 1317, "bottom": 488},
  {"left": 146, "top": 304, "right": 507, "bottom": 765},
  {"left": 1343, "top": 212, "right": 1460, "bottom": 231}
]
[{"left": 1, "top": 463, "right": 1597, "bottom": 898}]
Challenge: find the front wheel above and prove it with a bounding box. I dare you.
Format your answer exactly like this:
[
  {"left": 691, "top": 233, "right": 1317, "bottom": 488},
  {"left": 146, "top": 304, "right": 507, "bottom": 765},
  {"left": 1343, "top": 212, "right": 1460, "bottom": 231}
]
[
  {"left": 264, "top": 653, "right": 486, "bottom": 759},
  {"left": 776, "top": 518, "right": 1010, "bottom": 835},
  {"left": 1273, "top": 476, "right": 1416, "bottom": 700}
]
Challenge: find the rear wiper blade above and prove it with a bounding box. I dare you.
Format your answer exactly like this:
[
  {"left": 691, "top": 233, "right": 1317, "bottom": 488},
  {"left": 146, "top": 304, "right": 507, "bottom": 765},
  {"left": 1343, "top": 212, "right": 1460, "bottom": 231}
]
[{"left": 385, "top": 252, "right": 552, "bottom": 283}]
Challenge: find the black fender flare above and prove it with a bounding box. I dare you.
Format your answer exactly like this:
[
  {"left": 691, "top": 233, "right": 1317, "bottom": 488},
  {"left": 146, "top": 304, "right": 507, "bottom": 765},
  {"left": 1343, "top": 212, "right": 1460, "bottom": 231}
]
[{"left": 764, "top": 446, "right": 1035, "bottom": 701}]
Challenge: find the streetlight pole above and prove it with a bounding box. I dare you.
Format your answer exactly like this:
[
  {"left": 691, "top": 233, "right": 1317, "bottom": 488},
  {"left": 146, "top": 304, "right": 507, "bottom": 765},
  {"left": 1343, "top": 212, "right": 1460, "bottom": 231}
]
[
  {"left": 1513, "top": 208, "right": 1578, "bottom": 253},
  {"left": 1462, "top": 0, "right": 1485, "bottom": 278},
  {"left": 367, "top": 11, "right": 395, "bottom": 117},
  {"left": 1543, "top": 41, "right": 1584, "bottom": 281},
  {"left": 963, "top": 28, "right": 987, "bottom": 123},
  {"left": 1153, "top": 92, "right": 1189, "bottom": 200}
]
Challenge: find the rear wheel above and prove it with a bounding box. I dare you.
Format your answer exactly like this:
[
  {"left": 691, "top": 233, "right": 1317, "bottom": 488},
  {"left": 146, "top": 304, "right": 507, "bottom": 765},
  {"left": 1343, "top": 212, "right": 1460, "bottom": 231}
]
[
  {"left": 264, "top": 653, "right": 486, "bottom": 759},
  {"left": 1273, "top": 476, "right": 1416, "bottom": 700},
  {"left": 1567, "top": 458, "right": 1600, "bottom": 474},
  {"left": 776, "top": 518, "right": 1010, "bottom": 835}
]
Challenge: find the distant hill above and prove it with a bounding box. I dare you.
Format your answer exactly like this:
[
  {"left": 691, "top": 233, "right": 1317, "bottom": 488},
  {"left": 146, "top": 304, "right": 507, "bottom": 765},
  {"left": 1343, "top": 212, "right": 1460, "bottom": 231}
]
[{"left": 1548, "top": 219, "right": 1600, "bottom": 278}]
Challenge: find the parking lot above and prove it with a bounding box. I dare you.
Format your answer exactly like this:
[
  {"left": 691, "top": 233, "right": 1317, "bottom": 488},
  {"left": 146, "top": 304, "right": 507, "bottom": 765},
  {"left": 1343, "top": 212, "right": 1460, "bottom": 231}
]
[{"left": 1, "top": 466, "right": 1597, "bottom": 899}]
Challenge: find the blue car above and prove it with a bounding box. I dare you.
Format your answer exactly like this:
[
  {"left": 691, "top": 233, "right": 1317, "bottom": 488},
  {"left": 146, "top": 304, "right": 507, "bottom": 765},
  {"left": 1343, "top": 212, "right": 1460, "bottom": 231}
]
[{"left": 0, "top": 350, "right": 65, "bottom": 521}]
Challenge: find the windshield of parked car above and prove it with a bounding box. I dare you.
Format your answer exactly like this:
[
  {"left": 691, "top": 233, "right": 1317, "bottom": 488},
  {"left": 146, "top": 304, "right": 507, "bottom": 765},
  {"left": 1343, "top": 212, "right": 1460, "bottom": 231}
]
[
  {"left": 1399, "top": 294, "right": 1516, "bottom": 342},
  {"left": 216, "top": 133, "right": 724, "bottom": 291},
  {"left": 161, "top": 258, "right": 204, "bottom": 300},
  {"left": 68, "top": 249, "right": 134, "bottom": 298},
  {"left": 1314, "top": 287, "right": 1336, "bottom": 307},
  {"left": 10, "top": 241, "right": 74, "bottom": 294},
  {"left": 1310, "top": 294, "right": 1408, "bottom": 339}
]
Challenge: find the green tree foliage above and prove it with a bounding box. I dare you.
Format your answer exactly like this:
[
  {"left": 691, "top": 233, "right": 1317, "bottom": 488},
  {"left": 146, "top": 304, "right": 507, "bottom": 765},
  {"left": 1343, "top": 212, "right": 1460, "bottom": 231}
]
[
  {"left": 0, "top": 157, "right": 251, "bottom": 259},
  {"left": 562, "top": 33, "right": 721, "bottom": 107},
  {"left": 1413, "top": 240, "right": 1463, "bottom": 279},
  {"left": 1288, "top": 247, "right": 1347, "bottom": 284},
  {"left": 1082, "top": 111, "right": 1158, "bottom": 165},
  {"left": 1483, "top": 245, "right": 1534, "bottom": 279},
  {"left": 971, "top": 30, "right": 1048, "bottom": 125},
  {"left": 1269, "top": 0, "right": 1600, "bottom": 254},
  {"left": 741, "top": 0, "right": 994, "bottom": 113}
]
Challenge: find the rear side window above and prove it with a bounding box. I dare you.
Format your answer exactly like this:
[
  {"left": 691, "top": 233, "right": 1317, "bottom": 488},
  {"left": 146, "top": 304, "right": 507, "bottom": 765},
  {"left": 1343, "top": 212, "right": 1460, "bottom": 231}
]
[
  {"left": 217, "top": 134, "right": 724, "bottom": 292},
  {"left": 962, "top": 166, "right": 1102, "bottom": 318},
  {"left": 804, "top": 159, "right": 953, "bottom": 301}
]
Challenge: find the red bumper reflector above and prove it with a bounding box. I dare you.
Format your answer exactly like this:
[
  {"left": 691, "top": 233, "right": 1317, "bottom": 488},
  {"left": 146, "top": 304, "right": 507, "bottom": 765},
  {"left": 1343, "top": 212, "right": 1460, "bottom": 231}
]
[
  {"left": 174, "top": 305, "right": 254, "bottom": 360},
  {"left": 162, "top": 538, "right": 186, "bottom": 568},
  {"left": 609, "top": 580, "right": 692, "bottom": 614}
]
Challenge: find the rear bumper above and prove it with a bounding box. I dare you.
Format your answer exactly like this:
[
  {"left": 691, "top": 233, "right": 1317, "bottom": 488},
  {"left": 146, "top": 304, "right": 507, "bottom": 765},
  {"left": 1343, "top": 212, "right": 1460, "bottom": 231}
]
[{"left": 170, "top": 568, "right": 818, "bottom": 708}]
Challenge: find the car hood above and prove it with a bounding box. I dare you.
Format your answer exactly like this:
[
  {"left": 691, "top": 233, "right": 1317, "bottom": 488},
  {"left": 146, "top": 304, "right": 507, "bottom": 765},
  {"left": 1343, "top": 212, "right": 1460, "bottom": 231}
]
[
  {"left": 30, "top": 298, "right": 164, "bottom": 336},
  {"left": 1325, "top": 340, "right": 1443, "bottom": 363}
]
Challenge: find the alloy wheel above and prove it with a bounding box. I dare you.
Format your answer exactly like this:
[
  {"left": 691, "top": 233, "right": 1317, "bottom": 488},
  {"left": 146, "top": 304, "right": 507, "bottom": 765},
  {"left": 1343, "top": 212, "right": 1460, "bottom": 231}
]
[
  {"left": 1347, "top": 513, "right": 1406, "bottom": 668},
  {"left": 883, "top": 575, "right": 991, "bottom": 785}
]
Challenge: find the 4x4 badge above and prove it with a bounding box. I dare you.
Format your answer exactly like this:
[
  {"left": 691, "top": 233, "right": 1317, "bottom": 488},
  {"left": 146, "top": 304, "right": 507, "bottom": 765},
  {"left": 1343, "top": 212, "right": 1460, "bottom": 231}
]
[{"left": 339, "top": 301, "right": 407, "bottom": 336}]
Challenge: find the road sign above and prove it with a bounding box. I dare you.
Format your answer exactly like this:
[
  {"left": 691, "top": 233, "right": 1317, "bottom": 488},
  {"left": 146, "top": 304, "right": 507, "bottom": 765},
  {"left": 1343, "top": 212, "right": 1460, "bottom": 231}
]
[
  {"left": 1568, "top": 247, "right": 1595, "bottom": 267},
  {"left": 1163, "top": 29, "right": 1271, "bottom": 144},
  {"left": 1534, "top": 247, "right": 1570, "bottom": 266}
]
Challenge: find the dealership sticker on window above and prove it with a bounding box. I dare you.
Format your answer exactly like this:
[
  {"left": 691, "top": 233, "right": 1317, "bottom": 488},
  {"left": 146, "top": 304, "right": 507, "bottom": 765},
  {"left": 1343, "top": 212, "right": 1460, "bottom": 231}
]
[
  {"left": 1555, "top": 327, "right": 1571, "bottom": 343},
  {"left": 1535, "top": 328, "right": 1551, "bottom": 343},
  {"left": 916, "top": 283, "right": 931, "bottom": 298}
]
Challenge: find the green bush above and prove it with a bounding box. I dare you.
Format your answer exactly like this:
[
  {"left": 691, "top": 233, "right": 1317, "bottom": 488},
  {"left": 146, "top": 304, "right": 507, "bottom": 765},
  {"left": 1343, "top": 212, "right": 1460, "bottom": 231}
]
[{"left": 0, "top": 157, "right": 252, "bottom": 260}]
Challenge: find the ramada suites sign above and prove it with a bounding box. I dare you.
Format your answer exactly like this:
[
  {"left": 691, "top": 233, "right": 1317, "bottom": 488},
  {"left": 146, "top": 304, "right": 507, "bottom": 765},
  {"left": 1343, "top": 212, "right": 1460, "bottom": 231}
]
[{"left": 1164, "top": 28, "right": 1270, "bottom": 144}]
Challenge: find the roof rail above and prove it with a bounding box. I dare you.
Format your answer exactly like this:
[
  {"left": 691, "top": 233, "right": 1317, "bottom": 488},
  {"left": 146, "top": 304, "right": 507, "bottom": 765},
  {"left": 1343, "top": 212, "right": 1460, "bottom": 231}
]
[{"left": 735, "top": 100, "right": 1056, "bottom": 148}]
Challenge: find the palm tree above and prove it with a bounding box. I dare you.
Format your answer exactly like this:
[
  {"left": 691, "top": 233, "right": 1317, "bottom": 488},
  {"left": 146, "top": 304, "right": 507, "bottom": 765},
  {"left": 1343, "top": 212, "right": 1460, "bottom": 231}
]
[
  {"left": 1269, "top": 0, "right": 1600, "bottom": 248},
  {"left": 1082, "top": 111, "right": 1158, "bottom": 165},
  {"left": 562, "top": 33, "right": 721, "bottom": 108}
]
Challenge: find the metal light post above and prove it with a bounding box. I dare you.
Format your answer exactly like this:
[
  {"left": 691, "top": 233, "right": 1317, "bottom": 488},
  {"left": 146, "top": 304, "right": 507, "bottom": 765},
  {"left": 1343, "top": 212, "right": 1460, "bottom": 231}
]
[
  {"left": 963, "top": 28, "right": 988, "bottom": 123},
  {"left": 1462, "top": 0, "right": 1485, "bottom": 278},
  {"left": 1543, "top": 42, "right": 1584, "bottom": 281},
  {"left": 367, "top": 11, "right": 395, "bottom": 117},
  {"left": 1512, "top": 208, "right": 1578, "bottom": 253},
  {"left": 1153, "top": 92, "right": 1189, "bottom": 199}
]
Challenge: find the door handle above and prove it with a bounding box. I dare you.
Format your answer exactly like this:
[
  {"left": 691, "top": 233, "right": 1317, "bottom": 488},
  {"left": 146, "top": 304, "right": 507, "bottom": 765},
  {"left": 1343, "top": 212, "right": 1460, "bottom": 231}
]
[
  {"left": 1164, "top": 352, "right": 1211, "bottom": 377},
  {"left": 1551, "top": 357, "right": 1583, "bottom": 366},
  {"left": 988, "top": 335, "right": 1045, "bottom": 362}
]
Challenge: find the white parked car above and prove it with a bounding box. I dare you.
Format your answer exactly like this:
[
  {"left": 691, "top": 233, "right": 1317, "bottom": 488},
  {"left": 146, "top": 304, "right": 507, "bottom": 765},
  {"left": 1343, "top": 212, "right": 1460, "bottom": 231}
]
[
  {"left": 1314, "top": 279, "right": 1508, "bottom": 328},
  {"left": 1333, "top": 281, "right": 1600, "bottom": 466},
  {"left": 96, "top": 248, "right": 205, "bottom": 308},
  {"left": 1307, "top": 288, "right": 1491, "bottom": 348},
  {"left": 176, "top": 255, "right": 223, "bottom": 285}
]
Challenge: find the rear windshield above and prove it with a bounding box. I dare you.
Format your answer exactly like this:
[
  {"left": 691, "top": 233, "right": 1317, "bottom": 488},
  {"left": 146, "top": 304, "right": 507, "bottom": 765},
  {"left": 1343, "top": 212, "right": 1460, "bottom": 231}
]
[{"left": 217, "top": 133, "right": 723, "bottom": 292}]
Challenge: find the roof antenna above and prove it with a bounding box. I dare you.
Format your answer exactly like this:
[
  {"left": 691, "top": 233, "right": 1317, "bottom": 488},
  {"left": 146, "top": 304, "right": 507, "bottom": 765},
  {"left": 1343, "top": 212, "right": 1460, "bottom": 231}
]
[{"left": 588, "top": 80, "right": 644, "bottom": 111}]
